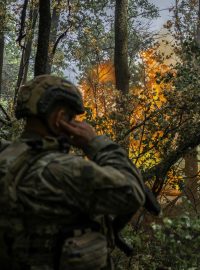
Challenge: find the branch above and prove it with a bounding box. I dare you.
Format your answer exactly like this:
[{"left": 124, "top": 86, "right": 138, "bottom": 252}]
[
  {"left": 174, "top": 0, "right": 184, "bottom": 46},
  {"left": 135, "top": 111, "right": 147, "bottom": 165},
  {"left": 143, "top": 129, "right": 200, "bottom": 194},
  {"left": 121, "top": 103, "right": 173, "bottom": 140},
  {"left": 52, "top": 0, "right": 72, "bottom": 55},
  {"left": 136, "top": 7, "right": 174, "bottom": 18},
  {"left": 0, "top": 103, "right": 11, "bottom": 121},
  {"left": 0, "top": 117, "right": 12, "bottom": 127}
]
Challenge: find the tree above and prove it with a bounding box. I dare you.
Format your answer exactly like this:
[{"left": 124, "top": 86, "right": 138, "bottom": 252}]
[
  {"left": 34, "top": 0, "right": 51, "bottom": 76},
  {"left": 46, "top": 0, "right": 61, "bottom": 73},
  {"left": 160, "top": 0, "right": 200, "bottom": 208},
  {"left": 114, "top": 0, "right": 129, "bottom": 94},
  {"left": 113, "top": 0, "right": 130, "bottom": 151},
  {"left": 14, "top": 0, "right": 38, "bottom": 102},
  {"left": 0, "top": 0, "right": 7, "bottom": 97}
]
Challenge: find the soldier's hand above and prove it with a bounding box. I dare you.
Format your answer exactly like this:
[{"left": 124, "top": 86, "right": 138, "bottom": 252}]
[{"left": 59, "top": 119, "right": 97, "bottom": 148}]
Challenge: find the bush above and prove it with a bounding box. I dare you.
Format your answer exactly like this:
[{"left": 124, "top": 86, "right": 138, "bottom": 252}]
[{"left": 113, "top": 214, "right": 200, "bottom": 270}]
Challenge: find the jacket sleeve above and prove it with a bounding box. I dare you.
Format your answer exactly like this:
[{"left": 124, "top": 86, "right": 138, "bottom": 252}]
[{"left": 75, "top": 135, "right": 145, "bottom": 216}]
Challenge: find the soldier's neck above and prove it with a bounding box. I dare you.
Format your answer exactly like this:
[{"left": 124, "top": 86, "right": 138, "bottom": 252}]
[{"left": 24, "top": 117, "right": 52, "bottom": 138}]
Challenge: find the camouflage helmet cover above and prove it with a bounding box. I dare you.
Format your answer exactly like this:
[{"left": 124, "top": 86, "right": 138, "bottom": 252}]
[{"left": 15, "top": 75, "right": 85, "bottom": 119}]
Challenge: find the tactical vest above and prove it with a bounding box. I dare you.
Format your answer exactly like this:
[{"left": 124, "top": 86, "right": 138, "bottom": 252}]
[
  {"left": 0, "top": 140, "right": 31, "bottom": 269},
  {"left": 0, "top": 140, "right": 108, "bottom": 270}
]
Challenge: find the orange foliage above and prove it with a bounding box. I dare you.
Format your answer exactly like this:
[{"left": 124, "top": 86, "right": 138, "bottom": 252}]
[
  {"left": 80, "top": 48, "right": 172, "bottom": 134},
  {"left": 140, "top": 49, "right": 170, "bottom": 104},
  {"left": 81, "top": 48, "right": 172, "bottom": 124},
  {"left": 81, "top": 49, "right": 182, "bottom": 195},
  {"left": 128, "top": 49, "right": 172, "bottom": 158},
  {"left": 80, "top": 48, "right": 183, "bottom": 194}
]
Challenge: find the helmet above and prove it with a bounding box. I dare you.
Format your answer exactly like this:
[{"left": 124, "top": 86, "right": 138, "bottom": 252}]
[{"left": 15, "top": 74, "right": 85, "bottom": 119}]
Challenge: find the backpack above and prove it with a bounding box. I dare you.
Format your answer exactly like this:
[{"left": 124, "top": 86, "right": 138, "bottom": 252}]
[
  {"left": 0, "top": 140, "right": 108, "bottom": 270},
  {"left": 0, "top": 140, "right": 58, "bottom": 268}
]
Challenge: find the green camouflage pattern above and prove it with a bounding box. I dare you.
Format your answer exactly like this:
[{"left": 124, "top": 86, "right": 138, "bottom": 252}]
[
  {"left": 15, "top": 75, "right": 84, "bottom": 119},
  {"left": 0, "top": 135, "right": 145, "bottom": 269}
]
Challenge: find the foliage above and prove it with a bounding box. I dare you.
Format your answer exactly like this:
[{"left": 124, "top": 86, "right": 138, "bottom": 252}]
[
  {"left": 58, "top": 0, "right": 158, "bottom": 79},
  {"left": 0, "top": 99, "right": 24, "bottom": 140},
  {"left": 113, "top": 213, "right": 200, "bottom": 269},
  {"left": 80, "top": 47, "right": 183, "bottom": 186}
]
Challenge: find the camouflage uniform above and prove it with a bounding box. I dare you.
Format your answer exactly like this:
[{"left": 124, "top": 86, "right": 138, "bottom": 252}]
[{"left": 0, "top": 75, "right": 145, "bottom": 270}]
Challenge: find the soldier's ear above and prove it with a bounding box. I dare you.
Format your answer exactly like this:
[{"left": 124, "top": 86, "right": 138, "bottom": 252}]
[{"left": 55, "top": 109, "right": 66, "bottom": 127}]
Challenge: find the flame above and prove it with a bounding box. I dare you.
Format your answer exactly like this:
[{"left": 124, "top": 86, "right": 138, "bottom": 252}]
[
  {"left": 81, "top": 49, "right": 181, "bottom": 195},
  {"left": 81, "top": 61, "right": 115, "bottom": 118}
]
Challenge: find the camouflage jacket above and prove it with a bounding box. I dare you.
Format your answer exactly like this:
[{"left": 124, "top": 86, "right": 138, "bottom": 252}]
[{"left": 0, "top": 134, "right": 145, "bottom": 270}]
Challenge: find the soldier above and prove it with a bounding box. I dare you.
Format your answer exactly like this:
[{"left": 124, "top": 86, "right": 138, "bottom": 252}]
[{"left": 0, "top": 75, "right": 145, "bottom": 270}]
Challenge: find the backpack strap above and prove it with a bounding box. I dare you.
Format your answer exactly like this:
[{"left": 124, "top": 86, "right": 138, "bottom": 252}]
[
  {"left": 0, "top": 142, "right": 32, "bottom": 203},
  {"left": 0, "top": 141, "right": 59, "bottom": 203}
]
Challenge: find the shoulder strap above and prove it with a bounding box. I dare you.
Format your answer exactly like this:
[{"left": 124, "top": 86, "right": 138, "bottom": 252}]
[
  {"left": 0, "top": 141, "right": 59, "bottom": 203},
  {"left": 0, "top": 142, "right": 31, "bottom": 210},
  {"left": 12, "top": 149, "right": 61, "bottom": 201}
]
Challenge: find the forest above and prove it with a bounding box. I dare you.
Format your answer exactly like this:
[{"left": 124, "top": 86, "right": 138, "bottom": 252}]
[{"left": 0, "top": 0, "right": 199, "bottom": 269}]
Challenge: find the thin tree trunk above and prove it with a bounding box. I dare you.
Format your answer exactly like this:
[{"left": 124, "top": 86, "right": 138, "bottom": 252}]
[
  {"left": 34, "top": 0, "right": 51, "bottom": 76},
  {"left": 16, "top": 0, "right": 29, "bottom": 48},
  {"left": 0, "top": 0, "right": 6, "bottom": 98},
  {"left": 22, "top": 8, "right": 38, "bottom": 83},
  {"left": 184, "top": 149, "right": 199, "bottom": 210},
  {"left": 46, "top": 0, "right": 61, "bottom": 74},
  {"left": 0, "top": 31, "right": 5, "bottom": 97},
  {"left": 14, "top": 55, "right": 24, "bottom": 104},
  {"left": 196, "top": 0, "right": 200, "bottom": 44},
  {"left": 14, "top": 6, "right": 38, "bottom": 104},
  {"left": 174, "top": 0, "right": 183, "bottom": 46},
  {"left": 114, "top": 0, "right": 130, "bottom": 151},
  {"left": 114, "top": 0, "right": 129, "bottom": 94}
]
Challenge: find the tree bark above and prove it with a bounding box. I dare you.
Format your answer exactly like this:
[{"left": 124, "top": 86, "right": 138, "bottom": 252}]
[
  {"left": 0, "top": 30, "right": 5, "bottom": 98},
  {"left": 16, "top": 0, "right": 29, "bottom": 48},
  {"left": 196, "top": 0, "right": 200, "bottom": 44},
  {"left": 22, "top": 8, "right": 38, "bottom": 83},
  {"left": 46, "top": 0, "right": 61, "bottom": 74},
  {"left": 34, "top": 0, "right": 51, "bottom": 76},
  {"left": 0, "top": 0, "right": 6, "bottom": 98},
  {"left": 114, "top": 0, "right": 129, "bottom": 94},
  {"left": 184, "top": 149, "right": 199, "bottom": 209},
  {"left": 114, "top": 0, "right": 130, "bottom": 151},
  {"left": 14, "top": 6, "right": 38, "bottom": 104}
]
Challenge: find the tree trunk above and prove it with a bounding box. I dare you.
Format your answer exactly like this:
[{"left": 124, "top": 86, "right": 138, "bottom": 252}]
[
  {"left": 184, "top": 149, "right": 199, "bottom": 210},
  {"left": 114, "top": 0, "right": 130, "bottom": 151},
  {"left": 46, "top": 0, "right": 61, "bottom": 74},
  {"left": 34, "top": 0, "right": 51, "bottom": 76},
  {"left": 14, "top": 55, "right": 24, "bottom": 104},
  {"left": 22, "top": 8, "right": 38, "bottom": 83},
  {"left": 196, "top": 0, "right": 200, "bottom": 44},
  {"left": 0, "top": 0, "right": 6, "bottom": 98},
  {"left": 114, "top": 0, "right": 129, "bottom": 94},
  {"left": 182, "top": 0, "right": 200, "bottom": 209},
  {"left": 0, "top": 30, "right": 4, "bottom": 98},
  {"left": 14, "top": 6, "right": 38, "bottom": 104}
]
